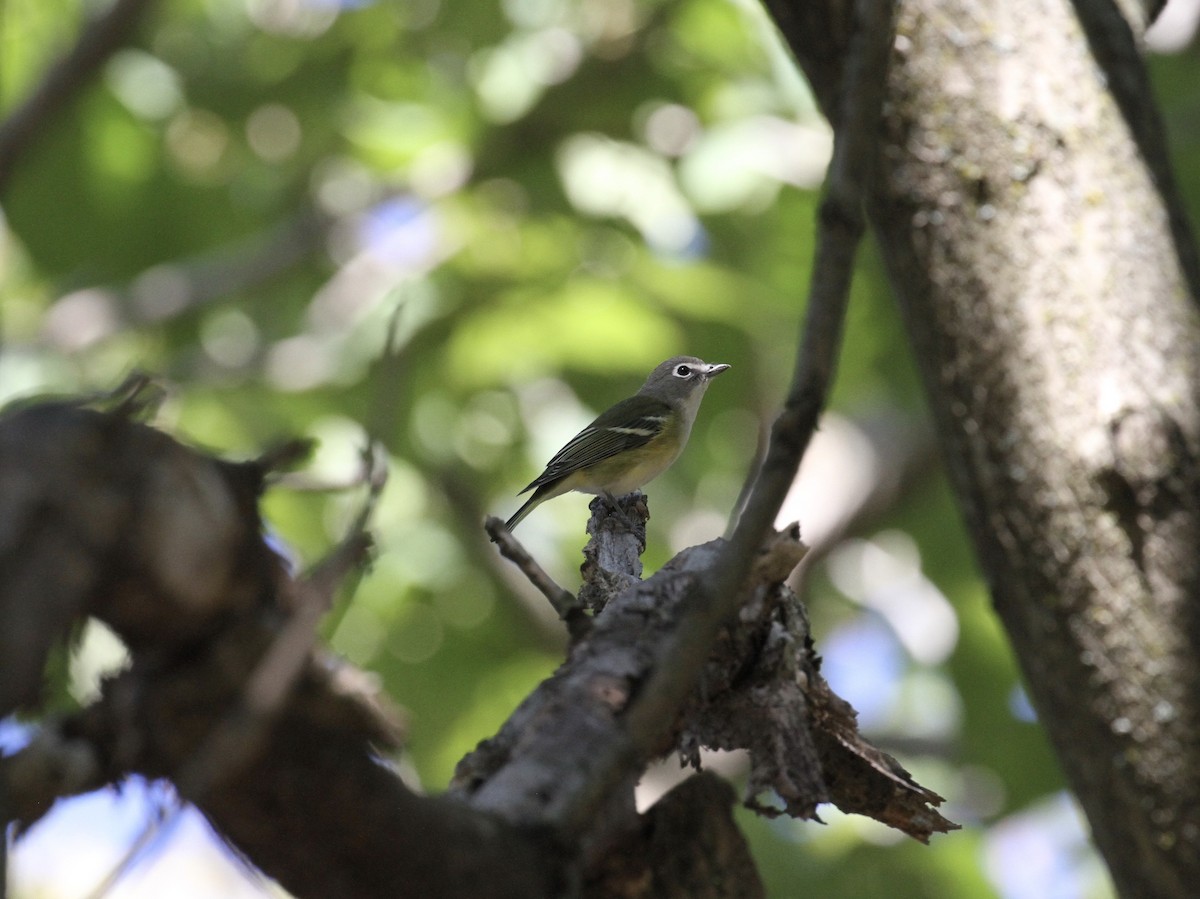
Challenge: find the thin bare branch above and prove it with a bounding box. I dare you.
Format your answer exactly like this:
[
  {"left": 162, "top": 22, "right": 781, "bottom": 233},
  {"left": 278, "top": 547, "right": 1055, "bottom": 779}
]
[
  {"left": 486, "top": 516, "right": 588, "bottom": 638},
  {"left": 1068, "top": 0, "right": 1200, "bottom": 302},
  {"left": 0, "top": 0, "right": 159, "bottom": 194}
]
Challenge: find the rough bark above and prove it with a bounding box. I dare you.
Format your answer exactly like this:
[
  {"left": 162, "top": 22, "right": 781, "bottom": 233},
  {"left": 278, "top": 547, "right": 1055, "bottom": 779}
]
[{"left": 765, "top": 0, "right": 1200, "bottom": 895}]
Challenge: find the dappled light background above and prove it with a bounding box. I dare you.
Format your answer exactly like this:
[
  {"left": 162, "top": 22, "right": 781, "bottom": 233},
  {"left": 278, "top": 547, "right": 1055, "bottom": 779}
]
[{"left": 2, "top": 0, "right": 1199, "bottom": 896}]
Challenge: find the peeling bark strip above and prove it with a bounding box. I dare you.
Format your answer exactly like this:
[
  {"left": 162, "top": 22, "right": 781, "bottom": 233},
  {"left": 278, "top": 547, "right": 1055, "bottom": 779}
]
[{"left": 762, "top": 0, "right": 1200, "bottom": 895}]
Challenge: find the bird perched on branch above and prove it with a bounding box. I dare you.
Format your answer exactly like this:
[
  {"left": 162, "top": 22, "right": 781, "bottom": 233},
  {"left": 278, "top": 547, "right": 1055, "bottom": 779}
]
[{"left": 505, "top": 355, "right": 730, "bottom": 530}]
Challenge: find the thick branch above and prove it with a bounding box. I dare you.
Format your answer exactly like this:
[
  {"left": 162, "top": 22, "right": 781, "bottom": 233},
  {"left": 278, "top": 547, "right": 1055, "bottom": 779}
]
[
  {"left": 66, "top": 640, "right": 562, "bottom": 899},
  {"left": 763, "top": 0, "right": 1200, "bottom": 895},
  {"left": 0, "top": 404, "right": 563, "bottom": 899}
]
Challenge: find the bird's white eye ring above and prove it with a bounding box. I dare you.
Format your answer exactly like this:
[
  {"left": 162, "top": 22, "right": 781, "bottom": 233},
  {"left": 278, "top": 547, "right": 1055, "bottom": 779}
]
[{"left": 674, "top": 364, "right": 693, "bottom": 378}]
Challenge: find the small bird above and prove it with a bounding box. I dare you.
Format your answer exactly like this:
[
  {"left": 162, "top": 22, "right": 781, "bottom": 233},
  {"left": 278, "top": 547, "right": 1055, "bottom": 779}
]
[{"left": 505, "top": 355, "right": 730, "bottom": 530}]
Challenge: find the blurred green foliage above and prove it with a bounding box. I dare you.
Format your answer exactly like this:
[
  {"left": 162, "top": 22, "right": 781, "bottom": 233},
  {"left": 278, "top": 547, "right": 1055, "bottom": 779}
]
[{"left": 2, "top": 0, "right": 1197, "bottom": 896}]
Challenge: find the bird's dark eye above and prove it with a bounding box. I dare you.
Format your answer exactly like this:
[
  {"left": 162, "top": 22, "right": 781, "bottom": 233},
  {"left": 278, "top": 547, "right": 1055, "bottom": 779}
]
[{"left": 674, "top": 364, "right": 693, "bottom": 378}]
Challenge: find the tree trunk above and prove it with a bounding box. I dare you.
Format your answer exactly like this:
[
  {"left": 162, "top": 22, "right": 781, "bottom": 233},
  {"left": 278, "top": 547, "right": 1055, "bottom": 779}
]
[{"left": 766, "top": 0, "right": 1200, "bottom": 895}]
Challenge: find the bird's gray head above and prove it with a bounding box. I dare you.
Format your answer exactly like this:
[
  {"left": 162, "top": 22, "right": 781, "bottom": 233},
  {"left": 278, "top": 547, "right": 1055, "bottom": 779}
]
[{"left": 639, "top": 355, "right": 731, "bottom": 407}]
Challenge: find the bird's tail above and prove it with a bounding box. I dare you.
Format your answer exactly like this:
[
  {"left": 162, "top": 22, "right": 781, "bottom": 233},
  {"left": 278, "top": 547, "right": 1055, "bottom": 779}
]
[{"left": 504, "top": 492, "right": 542, "bottom": 530}]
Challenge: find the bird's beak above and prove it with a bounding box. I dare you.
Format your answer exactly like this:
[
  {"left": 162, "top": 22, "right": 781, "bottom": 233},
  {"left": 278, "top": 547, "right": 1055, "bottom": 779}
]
[{"left": 703, "top": 363, "right": 731, "bottom": 379}]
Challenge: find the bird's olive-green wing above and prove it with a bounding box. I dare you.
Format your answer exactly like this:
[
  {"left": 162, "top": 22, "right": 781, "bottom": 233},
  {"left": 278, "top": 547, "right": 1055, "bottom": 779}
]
[{"left": 519, "top": 396, "right": 672, "bottom": 492}]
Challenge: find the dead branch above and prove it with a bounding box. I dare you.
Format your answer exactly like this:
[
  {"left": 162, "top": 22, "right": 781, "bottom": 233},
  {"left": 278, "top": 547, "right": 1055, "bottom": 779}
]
[{"left": 486, "top": 517, "right": 586, "bottom": 637}]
